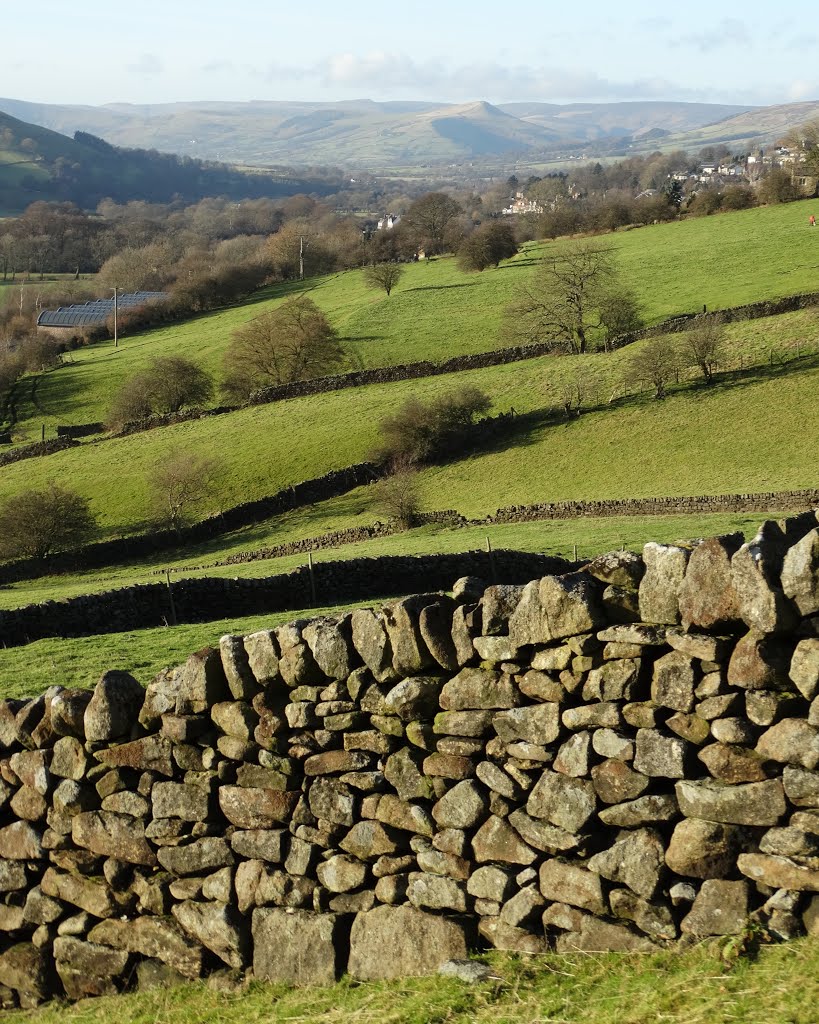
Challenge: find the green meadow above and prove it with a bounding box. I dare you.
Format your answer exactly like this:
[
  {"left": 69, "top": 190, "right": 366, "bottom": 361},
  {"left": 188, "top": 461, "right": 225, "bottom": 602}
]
[
  {"left": 7, "top": 197, "right": 819, "bottom": 441},
  {"left": 2, "top": 198, "right": 819, "bottom": 682}
]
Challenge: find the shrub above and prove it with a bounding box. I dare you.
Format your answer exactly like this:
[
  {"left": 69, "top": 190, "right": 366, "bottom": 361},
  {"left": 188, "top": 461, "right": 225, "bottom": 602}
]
[
  {"left": 376, "top": 385, "right": 492, "bottom": 465},
  {"left": 0, "top": 483, "right": 97, "bottom": 560},
  {"left": 221, "top": 295, "right": 343, "bottom": 401},
  {"left": 106, "top": 356, "right": 214, "bottom": 429}
]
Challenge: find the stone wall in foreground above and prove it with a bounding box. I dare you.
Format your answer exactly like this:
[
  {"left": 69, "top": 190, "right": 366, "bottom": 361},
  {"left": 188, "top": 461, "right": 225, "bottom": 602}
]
[{"left": 2, "top": 513, "right": 819, "bottom": 1005}]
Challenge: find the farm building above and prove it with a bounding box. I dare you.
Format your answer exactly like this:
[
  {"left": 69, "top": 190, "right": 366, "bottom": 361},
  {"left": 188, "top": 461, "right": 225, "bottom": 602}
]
[{"left": 36, "top": 292, "right": 169, "bottom": 338}]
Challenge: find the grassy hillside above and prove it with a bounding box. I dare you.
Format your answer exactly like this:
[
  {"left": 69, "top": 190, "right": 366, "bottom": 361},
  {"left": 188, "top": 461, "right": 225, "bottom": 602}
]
[
  {"left": 2, "top": 302, "right": 817, "bottom": 538},
  {"left": 4, "top": 941, "right": 819, "bottom": 1024},
  {"left": 10, "top": 197, "right": 819, "bottom": 442},
  {"left": 2, "top": 198, "right": 819, "bottom": 685}
]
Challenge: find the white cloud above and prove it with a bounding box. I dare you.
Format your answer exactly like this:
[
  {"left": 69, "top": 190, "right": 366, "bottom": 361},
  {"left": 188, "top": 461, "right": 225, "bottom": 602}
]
[
  {"left": 126, "top": 53, "right": 164, "bottom": 75},
  {"left": 259, "top": 51, "right": 707, "bottom": 104}
]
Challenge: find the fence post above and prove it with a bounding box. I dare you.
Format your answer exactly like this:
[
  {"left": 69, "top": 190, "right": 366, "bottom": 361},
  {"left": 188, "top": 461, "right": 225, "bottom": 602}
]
[
  {"left": 308, "top": 552, "right": 317, "bottom": 607},
  {"left": 165, "top": 570, "right": 178, "bottom": 627},
  {"left": 485, "top": 536, "right": 496, "bottom": 584}
]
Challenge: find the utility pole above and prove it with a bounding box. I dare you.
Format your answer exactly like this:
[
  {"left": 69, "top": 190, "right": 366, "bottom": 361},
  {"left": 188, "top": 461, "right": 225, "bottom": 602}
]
[
  {"left": 113, "top": 287, "right": 118, "bottom": 348},
  {"left": 299, "top": 236, "right": 305, "bottom": 281}
]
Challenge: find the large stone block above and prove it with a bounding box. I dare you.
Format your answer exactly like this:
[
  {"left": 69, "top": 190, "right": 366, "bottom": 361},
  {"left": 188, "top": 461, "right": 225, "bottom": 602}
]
[
  {"left": 53, "top": 937, "right": 130, "bottom": 999},
  {"left": 303, "top": 615, "right": 359, "bottom": 680},
  {"left": 218, "top": 786, "right": 299, "bottom": 829},
  {"left": 781, "top": 527, "right": 819, "bottom": 616},
  {"left": 72, "top": 811, "right": 156, "bottom": 866},
  {"left": 254, "top": 908, "right": 345, "bottom": 986},
  {"left": 639, "top": 542, "right": 692, "bottom": 625},
  {"left": 731, "top": 523, "right": 798, "bottom": 634},
  {"left": 539, "top": 860, "right": 605, "bottom": 914},
  {"left": 681, "top": 880, "right": 749, "bottom": 936},
  {"left": 172, "top": 900, "right": 249, "bottom": 970},
  {"left": 678, "top": 534, "right": 743, "bottom": 630},
  {"left": 440, "top": 668, "right": 520, "bottom": 711},
  {"left": 665, "top": 819, "right": 750, "bottom": 879},
  {"left": 526, "top": 770, "right": 596, "bottom": 833},
  {"left": 84, "top": 671, "right": 144, "bottom": 744},
  {"left": 175, "top": 647, "right": 231, "bottom": 714},
  {"left": 88, "top": 916, "right": 203, "bottom": 979},
  {"left": 348, "top": 905, "right": 467, "bottom": 980},
  {"left": 587, "top": 829, "right": 665, "bottom": 900},
  {"left": 675, "top": 778, "right": 786, "bottom": 825},
  {"left": 509, "top": 572, "right": 604, "bottom": 645}
]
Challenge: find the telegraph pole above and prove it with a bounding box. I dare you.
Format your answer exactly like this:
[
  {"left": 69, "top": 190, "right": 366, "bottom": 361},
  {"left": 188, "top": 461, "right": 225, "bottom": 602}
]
[
  {"left": 299, "top": 236, "right": 305, "bottom": 281},
  {"left": 113, "top": 287, "right": 118, "bottom": 348}
]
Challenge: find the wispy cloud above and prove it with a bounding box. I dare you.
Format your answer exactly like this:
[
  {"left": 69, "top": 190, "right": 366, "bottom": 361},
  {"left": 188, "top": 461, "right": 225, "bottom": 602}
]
[
  {"left": 677, "top": 18, "right": 752, "bottom": 53},
  {"left": 126, "top": 53, "right": 164, "bottom": 75},
  {"left": 258, "top": 51, "right": 706, "bottom": 103}
]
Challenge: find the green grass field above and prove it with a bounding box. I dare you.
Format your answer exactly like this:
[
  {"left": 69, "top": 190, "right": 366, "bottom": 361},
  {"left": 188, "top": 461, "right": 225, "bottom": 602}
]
[
  {"left": 1, "top": 307, "right": 817, "bottom": 538},
  {"left": 7, "top": 197, "right": 819, "bottom": 442},
  {"left": 5, "top": 941, "right": 819, "bottom": 1024},
  {"left": 3, "top": 199, "right": 819, "bottom": 683}
]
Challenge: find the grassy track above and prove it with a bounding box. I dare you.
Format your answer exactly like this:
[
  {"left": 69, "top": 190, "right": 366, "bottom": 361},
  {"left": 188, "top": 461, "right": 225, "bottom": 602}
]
[
  {"left": 0, "top": 508, "right": 783, "bottom": 612},
  {"left": 4, "top": 941, "right": 819, "bottom": 1024}
]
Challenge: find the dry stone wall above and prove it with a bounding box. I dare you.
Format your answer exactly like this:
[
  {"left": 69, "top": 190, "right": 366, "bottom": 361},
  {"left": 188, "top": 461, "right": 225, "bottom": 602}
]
[{"left": 3, "top": 514, "right": 819, "bottom": 1005}]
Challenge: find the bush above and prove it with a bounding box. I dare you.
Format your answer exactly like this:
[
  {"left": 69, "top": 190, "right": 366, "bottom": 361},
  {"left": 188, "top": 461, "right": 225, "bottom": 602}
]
[
  {"left": 0, "top": 483, "right": 97, "bottom": 560},
  {"left": 457, "top": 221, "right": 518, "bottom": 272},
  {"left": 376, "top": 385, "right": 492, "bottom": 465},
  {"left": 372, "top": 462, "right": 421, "bottom": 528},
  {"left": 106, "top": 356, "right": 214, "bottom": 429}
]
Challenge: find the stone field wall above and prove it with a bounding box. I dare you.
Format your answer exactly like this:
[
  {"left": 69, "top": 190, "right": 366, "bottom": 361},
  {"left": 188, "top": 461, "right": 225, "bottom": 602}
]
[{"left": 3, "top": 513, "right": 819, "bottom": 1005}]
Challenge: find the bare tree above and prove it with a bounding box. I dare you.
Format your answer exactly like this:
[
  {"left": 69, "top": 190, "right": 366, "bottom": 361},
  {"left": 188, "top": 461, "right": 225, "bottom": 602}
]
[
  {"left": 222, "top": 295, "right": 343, "bottom": 400},
  {"left": 503, "top": 239, "right": 638, "bottom": 354},
  {"left": 457, "top": 221, "right": 518, "bottom": 272},
  {"left": 0, "top": 483, "right": 97, "bottom": 560},
  {"left": 686, "top": 317, "right": 726, "bottom": 384},
  {"left": 149, "top": 451, "right": 225, "bottom": 534},
  {"left": 545, "top": 367, "right": 598, "bottom": 418},
  {"left": 363, "top": 262, "right": 404, "bottom": 296},
  {"left": 372, "top": 461, "right": 421, "bottom": 528},
  {"left": 403, "top": 192, "right": 462, "bottom": 256},
  {"left": 627, "top": 338, "right": 682, "bottom": 399}
]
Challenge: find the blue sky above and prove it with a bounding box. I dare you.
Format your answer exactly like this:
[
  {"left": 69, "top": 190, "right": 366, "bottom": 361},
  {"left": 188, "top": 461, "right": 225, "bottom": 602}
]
[{"left": 2, "top": 0, "right": 816, "bottom": 108}]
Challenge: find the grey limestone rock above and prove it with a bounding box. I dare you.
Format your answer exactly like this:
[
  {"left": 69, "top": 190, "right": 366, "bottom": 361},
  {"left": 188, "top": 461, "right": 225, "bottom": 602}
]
[
  {"left": 349, "top": 905, "right": 467, "bottom": 980},
  {"left": 509, "top": 572, "right": 604, "bottom": 646},
  {"left": 83, "top": 671, "right": 144, "bottom": 744},
  {"left": 639, "top": 542, "right": 693, "bottom": 625},
  {"left": 253, "top": 908, "right": 343, "bottom": 985}
]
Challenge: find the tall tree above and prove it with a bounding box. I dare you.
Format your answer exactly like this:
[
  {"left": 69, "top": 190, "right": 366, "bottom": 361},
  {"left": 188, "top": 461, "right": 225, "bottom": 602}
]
[
  {"left": 503, "top": 239, "right": 638, "bottom": 354},
  {"left": 222, "top": 295, "right": 343, "bottom": 400},
  {"left": 403, "top": 192, "right": 462, "bottom": 256}
]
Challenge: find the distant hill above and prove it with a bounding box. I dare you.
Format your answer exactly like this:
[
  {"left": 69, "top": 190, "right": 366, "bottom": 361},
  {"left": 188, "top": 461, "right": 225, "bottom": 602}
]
[
  {"left": 3, "top": 96, "right": 819, "bottom": 176},
  {"left": 0, "top": 109, "right": 341, "bottom": 214},
  {"left": 0, "top": 96, "right": 763, "bottom": 170},
  {"left": 632, "top": 99, "right": 819, "bottom": 154}
]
